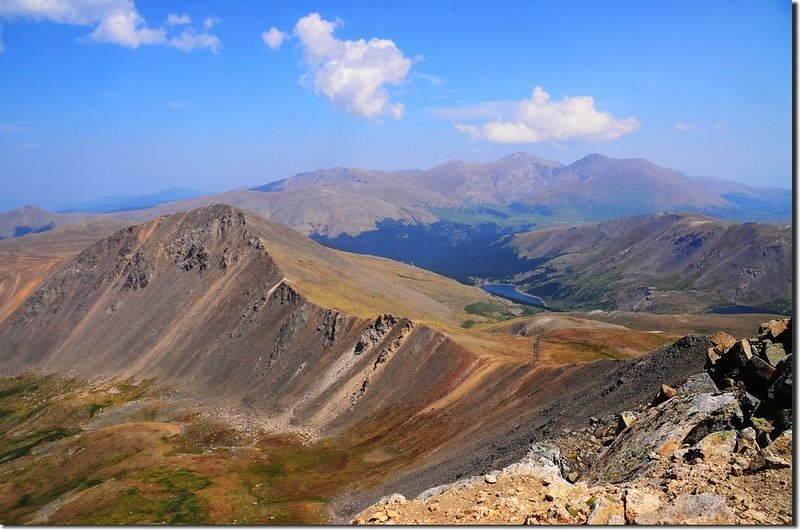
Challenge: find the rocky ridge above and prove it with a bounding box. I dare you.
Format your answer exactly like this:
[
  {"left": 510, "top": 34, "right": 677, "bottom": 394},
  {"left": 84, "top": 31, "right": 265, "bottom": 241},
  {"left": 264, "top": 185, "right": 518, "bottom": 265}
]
[{"left": 353, "top": 318, "right": 793, "bottom": 525}]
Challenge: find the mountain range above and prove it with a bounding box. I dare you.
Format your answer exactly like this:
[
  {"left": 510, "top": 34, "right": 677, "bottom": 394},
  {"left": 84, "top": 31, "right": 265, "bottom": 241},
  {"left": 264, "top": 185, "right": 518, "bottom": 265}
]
[
  {"left": 2, "top": 153, "right": 790, "bottom": 240},
  {"left": 0, "top": 152, "right": 791, "bottom": 316},
  {"left": 18, "top": 152, "right": 775, "bottom": 238},
  {"left": 249, "top": 152, "right": 791, "bottom": 234}
]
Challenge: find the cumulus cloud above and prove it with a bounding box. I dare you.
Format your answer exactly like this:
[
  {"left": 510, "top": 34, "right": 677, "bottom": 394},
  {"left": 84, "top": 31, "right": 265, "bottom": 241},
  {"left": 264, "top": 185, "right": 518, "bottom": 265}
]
[
  {"left": 0, "top": 0, "right": 220, "bottom": 52},
  {"left": 166, "top": 13, "right": 191, "bottom": 26},
  {"left": 261, "top": 26, "right": 286, "bottom": 50},
  {"left": 453, "top": 86, "right": 640, "bottom": 143},
  {"left": 88, "top": 10, "right": 165, "bottom": 48},
  {"left": 268, "top": 12, "right": 413, "bottom": 119}
]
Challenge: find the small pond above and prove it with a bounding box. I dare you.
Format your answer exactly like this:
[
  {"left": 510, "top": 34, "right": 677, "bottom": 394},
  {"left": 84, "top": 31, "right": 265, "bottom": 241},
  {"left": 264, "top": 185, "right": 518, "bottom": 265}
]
[{"left": 481, "top": 283, "right": 547, "bottom": 308}]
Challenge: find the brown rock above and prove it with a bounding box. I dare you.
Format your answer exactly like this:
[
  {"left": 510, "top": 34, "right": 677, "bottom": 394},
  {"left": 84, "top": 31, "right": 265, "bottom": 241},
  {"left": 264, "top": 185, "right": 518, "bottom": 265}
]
[
  {"left": 587, "top": 496, "right": 625, "bottom": 525},
  {"left": 710, "top": 331, "right": 737, "bottom": 350},
  {"left": 370, "top": 511, "right": 389, "bottom": 523},
  {"left": 766, "top": 429, "right": 792, "bottom": 461},
  {"left": 692, "top": 430, "right": 737, "bottom": 460},
  {"left": 652, "top": 384, "right": 677, "bottom": 406},
  {"left": 624, "top": 488, "right": 662, "bottom": 524},
  {"left": 759, "top": 319, "right": 788, "bottom": 341}
]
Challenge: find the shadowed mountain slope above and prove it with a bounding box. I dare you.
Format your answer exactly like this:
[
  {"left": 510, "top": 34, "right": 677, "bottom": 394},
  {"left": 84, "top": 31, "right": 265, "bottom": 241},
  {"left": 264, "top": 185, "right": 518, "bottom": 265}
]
[{"left": 505, "top": 212, "right": 791, "bottom": 313}]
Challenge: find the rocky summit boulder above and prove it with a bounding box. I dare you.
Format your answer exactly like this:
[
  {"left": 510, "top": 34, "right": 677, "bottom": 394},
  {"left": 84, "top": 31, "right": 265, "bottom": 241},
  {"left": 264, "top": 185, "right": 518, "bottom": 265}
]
[{"left": 585, "top": 392, "right": 743, "bottom": 484}]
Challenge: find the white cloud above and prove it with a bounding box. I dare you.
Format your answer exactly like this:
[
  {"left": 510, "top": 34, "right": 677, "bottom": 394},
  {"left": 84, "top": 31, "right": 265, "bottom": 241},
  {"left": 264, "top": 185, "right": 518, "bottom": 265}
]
[
  {"left": 0, "top": 26, "right": 4, "bottom": 53},
  {"left": 676, "top": 122, "right": 694, "bottom": 132},
  {"left": 21, "top": 142, "right": 37, "bottom": 149},
  {"left": 168, "top": 27, "right": 221, "bottom": 53},
  {"left": 0, "top": 124, "right": 27, "bottom": 132},
  {"left": 0, "top": 0, "right": 220, "bottom": 52},
  {"left": 274, "top": 12, "right": 413, "bottom": 119},
  {"left": 88, "top": 10, "right": 164, "bottom": 48},
  {"left": 261, "top": 26, "right": 286, "bottom": 50},
  {"left": 0, "top": 0, "right": 133, "bottom": 25},
  {"left": 203, "top": 16, "right": 219, "bottom": 30},
  {"left": 166, "top": 13, "right": 191, "bottom": 26},
  {"left": 454, "top": 86, "right": 640, "bottom": 143}
]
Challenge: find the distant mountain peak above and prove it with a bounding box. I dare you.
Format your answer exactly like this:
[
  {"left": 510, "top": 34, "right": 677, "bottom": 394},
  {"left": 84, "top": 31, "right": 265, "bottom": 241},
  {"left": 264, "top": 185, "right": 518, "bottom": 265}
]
[
  {"left": 573, "top": 153, "right": 611, "bottom": 165},
  {"left": 500, "top": 152, "right": 563, "bottom": 167},
  {"left": 502, "top": 151, "right": 534, "bottom": 160}
]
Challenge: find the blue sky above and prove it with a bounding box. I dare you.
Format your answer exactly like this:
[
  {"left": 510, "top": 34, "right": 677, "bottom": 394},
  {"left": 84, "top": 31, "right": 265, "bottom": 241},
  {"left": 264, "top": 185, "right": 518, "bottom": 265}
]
[{"left": 0, "top": 0, "right": 791, "bottom": 211}]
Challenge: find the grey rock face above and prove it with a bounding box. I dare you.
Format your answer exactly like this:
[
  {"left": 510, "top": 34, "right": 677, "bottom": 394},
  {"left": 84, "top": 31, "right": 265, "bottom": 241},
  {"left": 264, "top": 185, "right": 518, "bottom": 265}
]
[
  {"left": 677, "top": 372, "right": 718, "bottom": 395},
  {"left": 586, "top": 392, "right": 742, "bottom": 484}
]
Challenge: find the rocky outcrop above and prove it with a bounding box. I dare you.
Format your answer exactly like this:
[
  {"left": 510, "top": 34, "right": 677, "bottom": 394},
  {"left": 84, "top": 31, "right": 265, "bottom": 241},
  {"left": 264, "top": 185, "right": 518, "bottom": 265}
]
[
  {"left": 354, "top": 318, "right": 793, "bottom": 525},
  {"left": 706, "top": 317, "right": 792, "bottom": 444},
  {"left": 586, "top": 392, "right": 743, "bottom": 484}
]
